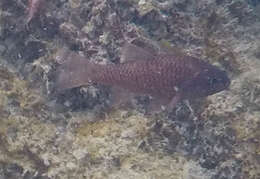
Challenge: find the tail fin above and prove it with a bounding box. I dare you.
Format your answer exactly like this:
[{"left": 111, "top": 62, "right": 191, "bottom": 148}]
[{"left": 54, "top": 48, "right": 94, "bottom": 91}]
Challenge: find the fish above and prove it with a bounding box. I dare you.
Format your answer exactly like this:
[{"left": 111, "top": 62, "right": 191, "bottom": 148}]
[{"left": 54, "top": 42, "right": 230, "bottom": 111}]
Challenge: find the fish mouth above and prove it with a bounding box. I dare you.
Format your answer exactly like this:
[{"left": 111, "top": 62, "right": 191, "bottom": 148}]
[
  {"left": 222, "top": 74, "right": 231, "bottom": 91},
  {"left": 218, "top": 69, "right": 231, "bottom": 89}
]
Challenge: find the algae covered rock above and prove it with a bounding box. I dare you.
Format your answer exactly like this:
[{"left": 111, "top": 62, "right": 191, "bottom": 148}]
[{"left": 0, "top": 0, "right": 260, "bottom": 178}]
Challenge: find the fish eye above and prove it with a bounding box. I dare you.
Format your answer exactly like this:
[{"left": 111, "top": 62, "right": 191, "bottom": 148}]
[{"left": 209, "top": 78, "right": 218, "bottom": 86}]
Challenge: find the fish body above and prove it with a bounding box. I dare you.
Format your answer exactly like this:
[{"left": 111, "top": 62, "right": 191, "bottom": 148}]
[{"left": 55, "top": 43, "right": 230, "bottom": 107}]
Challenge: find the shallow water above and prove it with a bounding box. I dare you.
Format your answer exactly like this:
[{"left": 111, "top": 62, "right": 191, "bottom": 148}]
[{"left": 0, "top": 0, "right": 260, "bottom": 178}]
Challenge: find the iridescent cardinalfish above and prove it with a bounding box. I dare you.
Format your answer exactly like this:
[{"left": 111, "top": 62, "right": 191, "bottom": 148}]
[{"left": 55, "top": 42, "right": 230, "bottom": 111}]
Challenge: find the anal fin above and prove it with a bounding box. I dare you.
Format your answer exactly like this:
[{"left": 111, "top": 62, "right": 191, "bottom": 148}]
[
  {"left": 146, "top": 93, "right": 183, "bottom": 115},
  {"left": 109, "top": 86, "right": 136, "bottom": 110}
]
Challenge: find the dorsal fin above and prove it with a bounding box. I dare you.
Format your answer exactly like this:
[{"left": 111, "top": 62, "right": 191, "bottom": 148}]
[
  {"left": 158, "top": 39, "right": 185, "bottom": 57},
  {"left": 121, "top": 39, "right": 186, "bottom": 63},
  {"left": 121, "top": 42, "right": 157, "bottom": 63},
  {"left": 131, "top": 38, "right": 160, "bottom": 55}
]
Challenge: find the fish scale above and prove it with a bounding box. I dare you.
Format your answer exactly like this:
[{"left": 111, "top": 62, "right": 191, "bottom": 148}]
[{"left": 91, "top": 57, "right": 190, "bottom": 98}]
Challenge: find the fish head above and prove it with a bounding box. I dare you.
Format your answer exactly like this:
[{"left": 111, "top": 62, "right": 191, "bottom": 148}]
[{"left": 182, "top": 64, "right": 230, "bottom": 99}]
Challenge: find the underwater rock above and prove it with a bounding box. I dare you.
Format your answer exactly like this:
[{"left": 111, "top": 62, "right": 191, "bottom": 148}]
[{"left": 0, "top": 0, "right": 260, "bottom": 178}]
